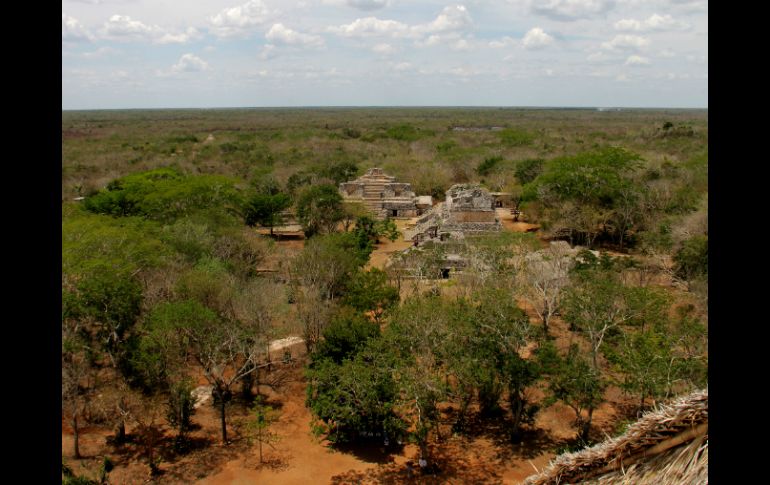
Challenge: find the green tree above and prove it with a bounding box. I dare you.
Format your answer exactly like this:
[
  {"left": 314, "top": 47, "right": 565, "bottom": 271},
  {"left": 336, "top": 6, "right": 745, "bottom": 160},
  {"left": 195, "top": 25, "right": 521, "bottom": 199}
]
[
  {"left": 342, "top": 268, "right": 400, "bottom": 323},
  {"left": 673, "top": 235, "right": 708, "bottom": 282},
  {"left": 146, "top": 300, "right": 269, "bottom": 443},
  {"left": 166, "top": 379, "right": 197, "bottom": 448},
  {"left": 296, "top": 184, "right": 344, "bottom": 237},
  {"left": 562, "top": 268, "right": 632, "bottom": 371},
  {"left": 84, "top": 168, "right": 246, "bottom": 223},
  {"left": 312, "top": 307, "right": 381, "bottom": 364},
  {"left": 291, "top": 232, "right": 368, "bottom": 303},
  {"left": 321, "top": 160, "right": 359, "bottom": 185},
  {"left": 514, "top": 158, "right": 544, "bottom": 185},
  {"left": 245, "top": 193, "right": 292, "bottom": 235},
  {"left": 606, "top": 328, "right": 673, "bottom": 413},
  {"left": 477, "top": 156, "right": 503, "bottom": 177},
  {"left": 244, "top": 396, "right": 280, "bottom": 463},
  {"left": 67, "top": 271, "right": 143, "bottom": 366},
  {"left": 539, "top": 342, "right": 606, "bottom": 443},
  {"left": 306, "top": 337, "right": 404, "bottom": 444}
]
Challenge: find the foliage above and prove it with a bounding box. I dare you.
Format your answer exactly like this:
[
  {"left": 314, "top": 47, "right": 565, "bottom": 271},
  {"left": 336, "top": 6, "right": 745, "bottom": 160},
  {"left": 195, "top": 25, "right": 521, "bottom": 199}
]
[
  {"left": 673, "top": 235, "right": 708, "bottom": 281},
  {"left": 84, "top": 168, "right": 247, "bottom": 222},
  {"left": 244, "top": 396, "right": 281, "bottom": 462},
  {"left": 384, "top": 124, "right": 429, "bottom": 141},
  {"left": 166, "top": 378, "right": 196, "bottom": 439},
  {"left": 539, "top": 342, "right": 606, "bottom": 440},
  {"left": 306, "top": 337, "right": 404, "bottom": 444},
  {"left": 291, "top": 232, "right": 368, "bottom": 301},
  {"left": 161, "top": 218, "right": 215, "bottom": 262},
  {"left": 499, "top": 128, "right": 534, "bottom": 147},
  {"left": 63, "top": 211, "right": 169, "bottom": 277},
  {"left": 319, "top": 160, "right": 359, "bottom": 185},
  {"left": 146, "top": 300, "right": 268, "bottom": 443},
  {"left": 342, "top": 268, "right": 400, "bottom": 320},
  {"left": 244, "top": 192, "right": 292, "bottom": 233},
  {"left": 296, "top": 184, "right": 345, "bottom": 237},
  {"left": 514, "top": 158, "right": 544, "bottom": 184},
  {"left": 476, "top": 156, "right": 503, "bottom": 176},
  {"left": 525, "top": 147, "right": 642, "bottom": 207},
  {"left": 65, "top": 270, "right": 143, "bottom": 364},
  {"left": 311, "top": 307, "right": 381, "bottom": 365}
]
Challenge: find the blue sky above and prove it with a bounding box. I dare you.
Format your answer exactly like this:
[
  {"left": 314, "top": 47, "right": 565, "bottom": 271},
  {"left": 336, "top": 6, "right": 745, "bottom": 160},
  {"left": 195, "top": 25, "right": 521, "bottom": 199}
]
[{"left": 62, "top": 0, "right": 708, "bottom": 109}]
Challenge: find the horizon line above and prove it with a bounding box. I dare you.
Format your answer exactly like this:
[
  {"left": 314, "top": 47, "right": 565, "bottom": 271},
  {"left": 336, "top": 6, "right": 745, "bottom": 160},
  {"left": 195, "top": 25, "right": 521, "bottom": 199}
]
[{"left": 62, "top": 105, "right": 708, "bottom": 112}]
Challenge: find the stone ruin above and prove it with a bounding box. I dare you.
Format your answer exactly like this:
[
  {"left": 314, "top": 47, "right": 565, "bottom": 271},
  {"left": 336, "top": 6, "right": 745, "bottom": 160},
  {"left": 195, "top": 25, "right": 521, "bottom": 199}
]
[
  {"left": 339, "top": 167, "right": 432, "bottom": 219},
  {"left": 404, "top": 183, "right": 502, "bottom": 243}
]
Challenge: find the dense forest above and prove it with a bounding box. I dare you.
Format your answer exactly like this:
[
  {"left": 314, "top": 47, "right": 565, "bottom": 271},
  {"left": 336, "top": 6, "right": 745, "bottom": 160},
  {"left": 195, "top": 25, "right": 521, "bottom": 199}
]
[{"left": 62, "top": 108, "right": 707, "bottom": 484}]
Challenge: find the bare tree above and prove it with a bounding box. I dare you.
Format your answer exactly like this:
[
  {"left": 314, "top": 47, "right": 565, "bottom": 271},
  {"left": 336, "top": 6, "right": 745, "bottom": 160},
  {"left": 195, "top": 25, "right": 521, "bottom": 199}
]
[
  {"left": 294, "top": 285, "right": 336, "bottom": 354},
  {"left": 62, "top": 343, "right": 92, "bottom": 459},
  {"left": 147, "top": 301, "right": 270, "bottom": 444},
  {"left": 520, "top": 243, "right": 574, "bottom": 337}
]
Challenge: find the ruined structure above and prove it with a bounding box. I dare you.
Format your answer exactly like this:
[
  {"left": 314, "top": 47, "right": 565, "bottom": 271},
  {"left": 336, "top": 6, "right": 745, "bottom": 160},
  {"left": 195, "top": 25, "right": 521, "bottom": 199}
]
[
  {"left": 404, "top": 183, "right": 502, "bottom": 242},
  {"left": 339, "top": 168, "right": 432, "bottom": 219}
]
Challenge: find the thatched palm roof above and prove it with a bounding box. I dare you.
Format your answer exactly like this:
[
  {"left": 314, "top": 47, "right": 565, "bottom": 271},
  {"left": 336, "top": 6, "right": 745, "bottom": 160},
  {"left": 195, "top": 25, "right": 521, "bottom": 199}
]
[{"left": 523, "top": 389, "right": 708, "bottom": 485}]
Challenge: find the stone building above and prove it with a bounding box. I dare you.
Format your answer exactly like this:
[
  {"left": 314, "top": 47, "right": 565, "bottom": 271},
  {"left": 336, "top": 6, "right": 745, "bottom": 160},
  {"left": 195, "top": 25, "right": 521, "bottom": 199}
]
[
  {"left": 404, "top": 183, "right": 502, "bottom": 242},
  {"left": 339, "top": 167, "right": 432, "bottom": 219}
]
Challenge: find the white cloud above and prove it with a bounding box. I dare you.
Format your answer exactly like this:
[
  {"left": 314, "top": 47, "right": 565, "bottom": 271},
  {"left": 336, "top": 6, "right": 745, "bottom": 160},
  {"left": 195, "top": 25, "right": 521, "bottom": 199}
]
[
  {"left": 171, "top": 53, "right": 210, "bottom": 73},
  {"left": 327, "top": 5, "right": 473, "bottom": 40},
  {"left": 614, "top": 14, "right": 688, "bottom": 32},
  {"left": 658, "top": 48, "right": 676, "bottom": 58},
  {"left": 81, "top": 47, "right": 117, "bottom": 59},
  {"left": 266, "top": 23, "right": 325, "bottom": 48},
  {"left": 209, "top": 0, "right": 272, "bottom": 38},
  {"left": 625, "top": 55, "right": 650, "bottom": 66},
  {"left": 102, "top": 15, "right": 157, "bottom": 39},
  {"left": 587, "top": 51, "right": 610, "bottom": 62},
  {"left": 530, "top": 0, "right": 616, "bottom": 21},
  {"left": 62, "top": 13, "right": 94, "bottom": 42},
  {"left": 329, "top": 17, "right": 410, "bottom": 37},
  {"left": 393, "top": 62, "right": 412, "bottom": 71},
  {"left": 98, "top": 15, "right": 198, "bottom": 44},
  {"left": 451, "top": 38, "right": 471, "bottom": 51},
  {"left": 417, "top": 34, "right": 443, "bottom": 47},
  {"left": 522, "top": 27, "right": 554, "bottom": 49},
  {"left": 601, "top": 34, "right": 649, "bottom": 51},
  {"left": 157, "top": 27, "right": 202, "bottom": 45},
  {"left": 350, "top": 0, "right": 389, "bottom": 10},
  {"left": 259, "top": 44, "right": 277, "bottom": 60},
  {"left": 414, "top": 5, "right": 472, "bottom": 34},
  {"left": 372, "top": 43, "right": 395, "bottom": 54},
  {"left": 489, "top": 36, "right": 517, "bottom": 48}
]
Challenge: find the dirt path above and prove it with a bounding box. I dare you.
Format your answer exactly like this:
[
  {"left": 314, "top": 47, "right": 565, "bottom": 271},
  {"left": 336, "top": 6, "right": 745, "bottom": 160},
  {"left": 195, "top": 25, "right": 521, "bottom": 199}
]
[
  {"left": 366, "top": 219, "right": 417, "bottom": 271},
  {"left": 198, "top": 376, "right": 378, "bottom": 485}
]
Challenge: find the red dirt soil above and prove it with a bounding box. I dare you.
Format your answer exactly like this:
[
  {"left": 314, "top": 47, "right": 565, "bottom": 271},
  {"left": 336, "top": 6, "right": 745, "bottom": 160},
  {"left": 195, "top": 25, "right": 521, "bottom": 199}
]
[{"left": 63, "top": 211, "right": 645, "bottom": 484}]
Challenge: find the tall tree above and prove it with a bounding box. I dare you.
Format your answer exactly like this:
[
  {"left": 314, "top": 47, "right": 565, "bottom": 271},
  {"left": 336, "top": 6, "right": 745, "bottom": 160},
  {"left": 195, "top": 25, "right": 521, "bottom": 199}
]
[
  {"left": 146, "top": 300, "right": 269, "bottom": 443},
  {"left": 520, "top": 243, "right": 574, "bottom": 337},
  {"left": 245, "top": 193, "right": 292, "bottom": 236},
  {"left": 296, "top": 184, "right": 345, "bottom": 237},
  {"left": 244, "top": 396, "right": 280, "bottom": 463},
  {"left": 539, "top": 342, "right": 606, "bottom": 443}
]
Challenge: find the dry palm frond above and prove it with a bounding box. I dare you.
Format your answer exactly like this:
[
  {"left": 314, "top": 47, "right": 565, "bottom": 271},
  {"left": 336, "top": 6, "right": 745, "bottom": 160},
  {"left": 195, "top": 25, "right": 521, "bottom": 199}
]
[{"left": 524, "top": 388, "right": 708, "bottom": 485}]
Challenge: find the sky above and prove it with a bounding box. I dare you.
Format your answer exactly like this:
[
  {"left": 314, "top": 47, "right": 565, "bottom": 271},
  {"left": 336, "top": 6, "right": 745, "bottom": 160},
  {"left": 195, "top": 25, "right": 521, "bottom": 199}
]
[{"left": 62, "top": 0, "right": 708, "bottom": 109}]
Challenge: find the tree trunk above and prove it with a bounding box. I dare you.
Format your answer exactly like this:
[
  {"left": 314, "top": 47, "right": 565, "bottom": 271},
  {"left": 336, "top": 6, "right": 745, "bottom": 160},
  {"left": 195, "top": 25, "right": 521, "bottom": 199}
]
[
  {"left": 542, "top": 311, "right": 549, "bottom": 337},
  {"left": 580, "top": 406, "right": 594, "bottom": 442},
  {"left": 216, "top": 388, "right": 229, "bottom": 444},
  {"left": 419, "top": 440, "right": 429, "bottom": 469},
  {"left": 258, "top": 426, "right": 263, "bottom": 463},
  {"left": 116, "top": 420, "right": 126, "bottom": 443},
  {"left": 73, "top": 415, "right": 81, "bottom": 459},
  {"left": 510, "top": 389, "right": 524, "bottom": 442}
]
